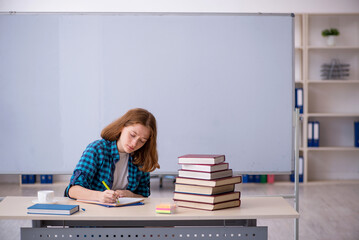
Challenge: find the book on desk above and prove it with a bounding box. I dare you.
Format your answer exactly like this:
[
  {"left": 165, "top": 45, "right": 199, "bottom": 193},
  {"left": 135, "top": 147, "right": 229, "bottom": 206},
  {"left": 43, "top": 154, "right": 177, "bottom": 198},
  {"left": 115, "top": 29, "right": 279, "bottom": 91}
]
[{"left": 27, "top": 204, "right": 79, "bottom": 215}]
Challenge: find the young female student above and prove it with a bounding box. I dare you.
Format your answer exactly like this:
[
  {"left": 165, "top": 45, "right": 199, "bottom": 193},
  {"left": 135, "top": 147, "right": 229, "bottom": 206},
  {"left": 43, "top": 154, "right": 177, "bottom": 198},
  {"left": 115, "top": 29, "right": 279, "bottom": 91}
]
[{"left": 64, "top": 108, "right": 160, "bottom": 203}]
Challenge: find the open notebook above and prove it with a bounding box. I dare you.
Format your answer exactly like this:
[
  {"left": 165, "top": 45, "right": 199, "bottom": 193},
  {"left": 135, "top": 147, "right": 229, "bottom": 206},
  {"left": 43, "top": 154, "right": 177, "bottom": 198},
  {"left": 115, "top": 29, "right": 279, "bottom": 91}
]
[{"left": 77, "top": 197, "right": 144, "bottom": 207}]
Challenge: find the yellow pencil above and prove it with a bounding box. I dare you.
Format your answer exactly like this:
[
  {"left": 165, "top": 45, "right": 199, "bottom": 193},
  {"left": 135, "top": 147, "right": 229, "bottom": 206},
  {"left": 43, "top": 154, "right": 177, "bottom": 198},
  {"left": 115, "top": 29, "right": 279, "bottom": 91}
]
[{"left": 102, "top": 180, "right": 110, "bottom": 190}]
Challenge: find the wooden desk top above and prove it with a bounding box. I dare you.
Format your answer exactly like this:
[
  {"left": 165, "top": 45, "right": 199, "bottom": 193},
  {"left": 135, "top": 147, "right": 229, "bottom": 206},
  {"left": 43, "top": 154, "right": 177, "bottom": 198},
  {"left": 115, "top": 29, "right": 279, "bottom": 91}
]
[{"left": 0, "top": 196, "right": 298, "bottom": 221}]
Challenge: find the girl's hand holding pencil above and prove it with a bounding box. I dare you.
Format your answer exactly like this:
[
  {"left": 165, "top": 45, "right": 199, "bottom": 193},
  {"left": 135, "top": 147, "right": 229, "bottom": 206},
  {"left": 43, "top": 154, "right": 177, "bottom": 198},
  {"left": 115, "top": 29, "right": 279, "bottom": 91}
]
[{"left": 100, "top": 181, "right": 120, "bottom": 203}]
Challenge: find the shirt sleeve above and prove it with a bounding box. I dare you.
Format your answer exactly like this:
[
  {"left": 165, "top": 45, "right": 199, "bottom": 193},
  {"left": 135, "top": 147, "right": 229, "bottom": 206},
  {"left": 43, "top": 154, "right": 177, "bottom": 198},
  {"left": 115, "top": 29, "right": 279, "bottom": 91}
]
[
  {"left": 134, "top": 171, "right": 151, "bottom": 197},
  {"left": 64, "top": 144, "right": 99, "bottom": 198}
]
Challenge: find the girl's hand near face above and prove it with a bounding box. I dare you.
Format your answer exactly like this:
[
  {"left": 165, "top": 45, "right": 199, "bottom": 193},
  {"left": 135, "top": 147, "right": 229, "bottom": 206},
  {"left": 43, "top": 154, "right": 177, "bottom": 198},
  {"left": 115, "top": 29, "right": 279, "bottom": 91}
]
[{"left": 99, "top": 190, "right": 119, "bottom": 203}]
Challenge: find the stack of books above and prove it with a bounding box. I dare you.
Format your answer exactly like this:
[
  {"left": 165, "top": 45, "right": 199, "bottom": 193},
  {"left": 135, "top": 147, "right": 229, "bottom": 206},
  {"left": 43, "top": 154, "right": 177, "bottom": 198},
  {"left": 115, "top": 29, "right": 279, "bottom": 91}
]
[{"left": 174, "top": 154, "right": 242, "bottom": 211}]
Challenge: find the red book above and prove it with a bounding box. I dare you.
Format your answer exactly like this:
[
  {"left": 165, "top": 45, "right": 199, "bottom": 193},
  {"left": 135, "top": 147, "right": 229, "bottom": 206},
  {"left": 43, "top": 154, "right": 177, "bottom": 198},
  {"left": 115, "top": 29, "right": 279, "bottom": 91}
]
[
  {"left": 175, "top": 176, "right": 242, "bottom": 187},
  {"left": 180, "top": 162, "right": 229, "bottom": 172},
  {"left": 178, "top": 154, "right": 225, "bottom": 164},
  {"left": 174, "top": 183, "right": 235, "bottom": 195},
  {"left": 178, "top": 169, "right": 233, "bottom": 180},
  {"left": 173, "top": 191, "right": 240, "bottom": 204},
  {"left": 174, "top": 199, "right": 241, "bottom": 211}
]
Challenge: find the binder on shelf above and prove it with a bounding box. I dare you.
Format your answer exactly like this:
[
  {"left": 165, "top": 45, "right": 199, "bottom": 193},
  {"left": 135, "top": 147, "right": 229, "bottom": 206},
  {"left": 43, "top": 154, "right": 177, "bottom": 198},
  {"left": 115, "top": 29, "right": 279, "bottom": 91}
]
[
  {"left": 27, "top": 175, "right": 36, "bottom": 184},
  {"left": 21, "top": 175, "right": 28, "bottom": 184},
  {"left": 260, "top": 175, "right": 267, "bottom": 183},
  {"left": 247, "top": 175, "right": 254, "bottom": 183},
  {"left": 290, "top": 156, "right": 303, "bottom": 183},
  {"left": 254, "top": 175, "right": 261, "bottom": 183},
  {"left": 267, "top": 174, "right": 275, "bottom": 184},
  {"left": 307, "top": 121, "right": 313, "bottom": 147},
  {"left": 242, "top": 174, "right": 249, "bottom": 183},
  {"left": 295, "top": 88, "right": 303, "bottom": 114},
  {"left": 47, "top": 175, "right": 53, "bottom": 183},
  {"left": 313, "top": 121, "right": 320, "bottom": 147},
  {"left": 40, "top": 175, "right": 53, "bottom": 184},
  {"left": 355, "top": 121, "right": 359, "bottom": 148},
  {"left": 22, "top": 175, "right": 36, "bottom": 184}
]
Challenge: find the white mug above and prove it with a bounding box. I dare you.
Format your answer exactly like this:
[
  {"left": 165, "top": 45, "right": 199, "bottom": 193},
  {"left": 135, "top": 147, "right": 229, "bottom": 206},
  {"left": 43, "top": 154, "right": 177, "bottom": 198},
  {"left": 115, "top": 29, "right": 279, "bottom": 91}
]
[{"left": 37, "top": 190, "right": 54, "bottom": 203}]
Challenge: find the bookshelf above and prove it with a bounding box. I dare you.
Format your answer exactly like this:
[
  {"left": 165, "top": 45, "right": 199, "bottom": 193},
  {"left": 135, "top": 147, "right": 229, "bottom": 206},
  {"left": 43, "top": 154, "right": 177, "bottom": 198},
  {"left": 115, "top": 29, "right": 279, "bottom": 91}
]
[{"left": 296, "top": 13, "right": 359, "bottom": 182}]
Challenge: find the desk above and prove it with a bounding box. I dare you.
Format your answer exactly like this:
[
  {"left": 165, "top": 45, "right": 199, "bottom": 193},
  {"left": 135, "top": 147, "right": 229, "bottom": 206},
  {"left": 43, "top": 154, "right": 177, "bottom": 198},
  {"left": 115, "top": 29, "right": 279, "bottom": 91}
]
[{"left": 0, "top": 196, "right": 298, "bottom": 240}]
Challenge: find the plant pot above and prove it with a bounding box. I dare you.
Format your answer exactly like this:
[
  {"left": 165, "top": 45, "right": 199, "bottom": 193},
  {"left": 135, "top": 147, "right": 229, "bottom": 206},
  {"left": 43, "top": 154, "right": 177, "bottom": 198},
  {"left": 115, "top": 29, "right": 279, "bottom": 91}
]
[{"left": 326, "top": 35, "right": 337, "bottom": 46}]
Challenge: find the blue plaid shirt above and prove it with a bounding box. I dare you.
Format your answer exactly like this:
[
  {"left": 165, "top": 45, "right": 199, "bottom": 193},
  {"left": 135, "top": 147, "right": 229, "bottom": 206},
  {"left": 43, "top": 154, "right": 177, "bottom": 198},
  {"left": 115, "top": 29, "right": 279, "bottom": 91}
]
[{"left": 64, "top": 139, "right": 150, "bottom": 198}]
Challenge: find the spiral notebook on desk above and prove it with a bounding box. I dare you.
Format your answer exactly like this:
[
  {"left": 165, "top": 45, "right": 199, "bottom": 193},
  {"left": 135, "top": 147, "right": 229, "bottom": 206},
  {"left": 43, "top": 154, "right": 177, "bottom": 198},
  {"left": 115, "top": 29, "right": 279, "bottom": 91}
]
[{"left": 77, "top": 198, "right": 144, "bottom": 207}]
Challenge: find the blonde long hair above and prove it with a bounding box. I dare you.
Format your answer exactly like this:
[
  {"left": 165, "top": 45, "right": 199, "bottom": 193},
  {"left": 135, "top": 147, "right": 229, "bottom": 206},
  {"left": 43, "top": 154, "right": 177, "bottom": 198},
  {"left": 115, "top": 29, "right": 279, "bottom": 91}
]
[{"left": 101, "top": 108, "right": 160, "bottom": 172}]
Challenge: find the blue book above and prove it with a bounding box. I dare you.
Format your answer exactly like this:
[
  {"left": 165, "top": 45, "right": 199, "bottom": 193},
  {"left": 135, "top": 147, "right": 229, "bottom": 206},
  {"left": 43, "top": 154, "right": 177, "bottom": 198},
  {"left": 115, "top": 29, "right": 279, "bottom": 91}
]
[
  {"left": 295, "top": 88, "right": 303, "bottom": 114},
  {"left": 355, "top": 121, "right": 359, "bottom": 147},
  {"left": 27, "top": 204, "right": 79, "bottom": 215}
]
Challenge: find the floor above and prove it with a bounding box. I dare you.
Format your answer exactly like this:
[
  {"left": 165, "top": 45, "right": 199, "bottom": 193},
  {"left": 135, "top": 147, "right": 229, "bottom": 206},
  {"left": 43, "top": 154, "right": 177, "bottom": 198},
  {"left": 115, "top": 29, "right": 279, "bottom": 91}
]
[{"left": 0, "top": 179, "right": 358, "bottom": 240}]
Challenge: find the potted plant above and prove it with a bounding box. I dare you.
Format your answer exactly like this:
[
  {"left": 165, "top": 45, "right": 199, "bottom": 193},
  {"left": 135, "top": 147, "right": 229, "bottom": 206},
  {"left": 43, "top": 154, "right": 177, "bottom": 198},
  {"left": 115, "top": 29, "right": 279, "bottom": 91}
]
[{"left": 322, "top": 28, "right": 340, "bottom": 46}]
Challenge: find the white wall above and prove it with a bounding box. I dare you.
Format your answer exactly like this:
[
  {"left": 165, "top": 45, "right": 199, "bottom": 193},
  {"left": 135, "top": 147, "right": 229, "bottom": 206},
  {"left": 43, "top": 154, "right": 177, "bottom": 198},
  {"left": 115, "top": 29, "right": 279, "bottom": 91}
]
[
  {"left": 0, "top": 0, "right": 358, "bottom": 184},
  {"left": 0, "top": 0, "right": 359, "bottom": 13}
]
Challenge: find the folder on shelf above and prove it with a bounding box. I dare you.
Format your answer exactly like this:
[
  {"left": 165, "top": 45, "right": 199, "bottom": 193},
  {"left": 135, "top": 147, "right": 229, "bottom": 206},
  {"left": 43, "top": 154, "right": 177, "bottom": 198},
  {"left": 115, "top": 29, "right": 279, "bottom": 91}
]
[
  {"left": 290, "top": 156, "right": 303, "bottom": 183},
  {"left": 313, "top": 121, "right": 320, "bottom": 147},
  {"left": 355, "top": 121, "right": 359, "bottom": 148},
  {"left": 295, "top": 88, "right": 303, "bottom": 114},
  {"left": 308, "top": 121, "right": 313, "bottom": 147},
  {"left": 267, "top": 174, "right": 275, "bottom": 184}
]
